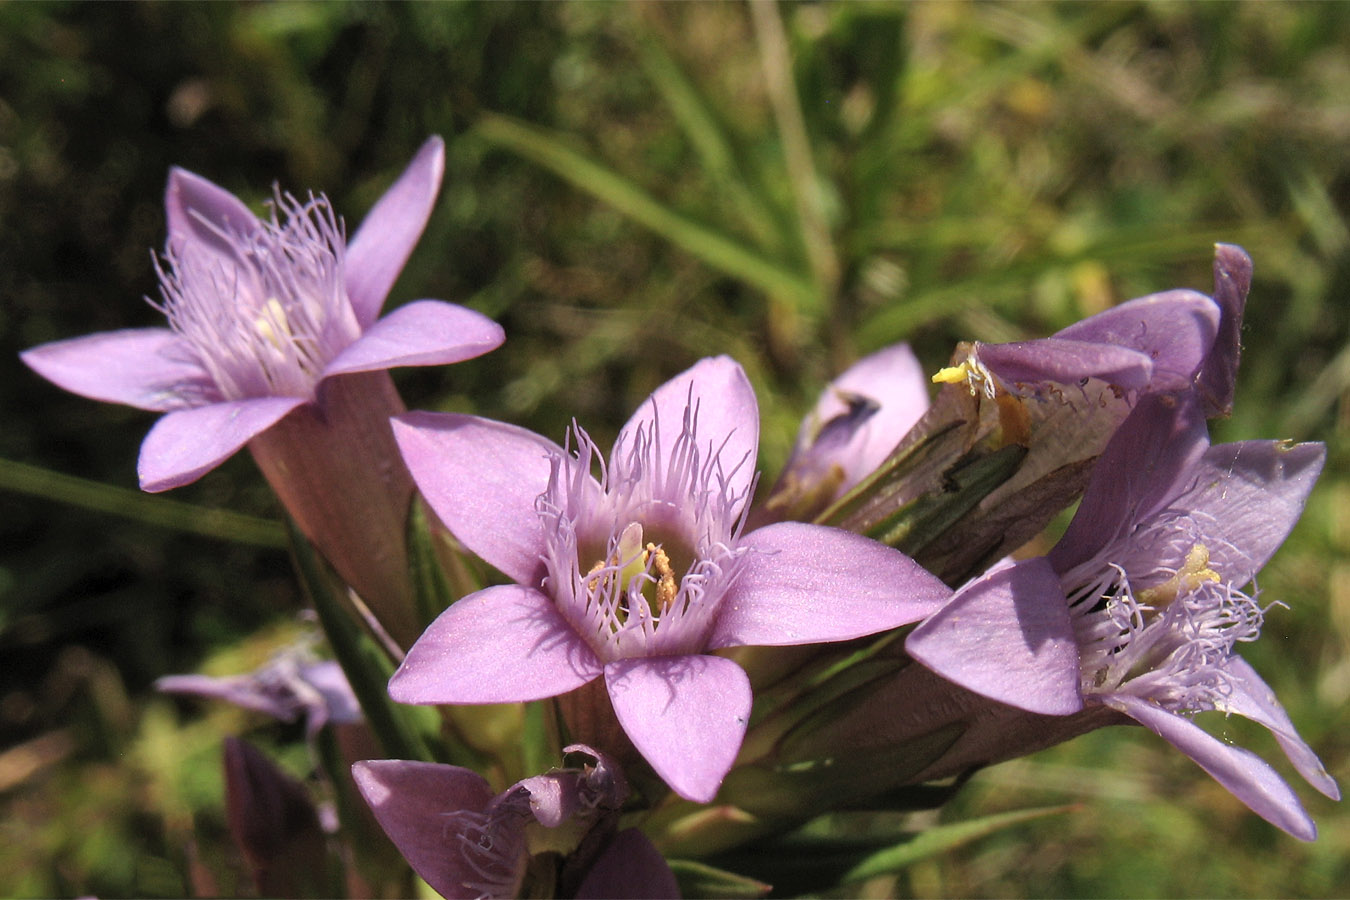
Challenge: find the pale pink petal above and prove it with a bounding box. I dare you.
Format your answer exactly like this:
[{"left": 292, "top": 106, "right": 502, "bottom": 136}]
[
  {"left": 323, "top": 300, "right": 504, "bottom": 377},
  {"left": 21, "top": 328, "right": 214, "bottom": 412},
  {"left": 575, "top": 828, "right": 681, "bottom": 899},
  {"left": 617, "top": 356, "right": 759, "bottom": 505},
  {"left": 351, "top": 760, "right": 504, "bottom": 900},
  {"left": 138, "top": 396, "right": 305, "bottom": 491},
  {"left": 906, "top": 557, "right": 1083, "bottom": 715},
  {"left": 1107, "top": 693, "right": 1316, "bottom": 841},
  {"left": 165, "top": 167, "right": 261, "bottom": 255},
  {"left": 1198, "top": 243, "right": 1252, "bottom": 417},
  {"left": 708, "top": 522, "right": 949, "bottom": 649},
  {"left": 605, "top": 654, "right": 751, "bottom": 803},
  {"left": 1219, "top": 657, "right": 1340, "bottom": 800},
  {"left": 389, "top": 584, "right": 603, "bottom": 704},
  {"left": 819, "top": 342, "right": 929, "bottom": 489},
  {"left": 345, "top": 136, "right": 445, "bottom": 327},
  {"left": 392, "top": 412, "right": 560, "bottom": 585}
]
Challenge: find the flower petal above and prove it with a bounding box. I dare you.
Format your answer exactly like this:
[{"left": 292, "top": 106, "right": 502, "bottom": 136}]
[
  {"left": 974, "top": 339, "right": 1156, "bottom": 393},
  {"left": 1218, "top": 656, "right": 1340, "bottom": 800},
  {"left": 1048, "top": 393, "right": 1210, "bottom": 574},
  {"left": 389, "top": 584, "right": 603, "bottom": 704},
  {"left": 345, "top": 136, "right": 445, "bottom": 327},
  {"left": 138, "top": 396, "right": 305, "bottom": 491},
  {"left": 351, "top": 760, "right": 503, "bottom": 900},
  {"left": 708, "top": 522, "right": 949, "bottom": 649},
  {"left": 21, "top": 328, "right": 214, "bottom": 411},
  {"left": 323, "top": 300, "right": 504, "bottom": 378},
  {"left": 1054, "top": 288, "right": 1220, "bottom": 391},
  {"left": 1197, "top": 243, "right": 1252, "bottom": 417},
  {"left": 617, "top": 356, "right": 759, "bottom": 506},
  {"left": 392, "top": 412, "right": 560, "bottom": 585},
  {"left": 782, "top": 342, "right": 929, "bottom": 496},
  {"left": 1166, "top": 439, "right": 1325, "bottom": 585},
  {"left": 906, "top": 557, "right": 1083, "bottom": 715},
  {"left": 1107, "top": 693, "right": 1317, "bottom": 841},
  {"left": 165, "top": 167, "right": 261, "bottom": 255},
  {"left": 575, "top": 828, "right": 681, "bottom": 900},
  {"left": 605, "top": 654, "right": 751, "bottom": 803}
]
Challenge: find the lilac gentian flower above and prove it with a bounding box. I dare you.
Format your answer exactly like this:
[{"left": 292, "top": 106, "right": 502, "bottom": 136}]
[
  {"left": 908, "top": 395, "right": 1336, "bottom": 839},
  {"left": 22, "top": 138, "right": 504, "bottom": 645},
  {"left": 157, "top": 652, "right": 361, "bottom": 738},
  {"left": 762, "top": 343, "right": 929, "bottom": 521},
  {"left": 21, "top": 136, "right": 503, "bottom": 491},
  {"left": 353, "top": 745, "right": 679, "bottom": 899},
  {"left": 389, "top": 356, "right": 950, "bottom": 802}
]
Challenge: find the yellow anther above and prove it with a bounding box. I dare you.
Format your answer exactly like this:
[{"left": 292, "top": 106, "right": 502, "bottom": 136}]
[
  {"left": 1138, "top": 543, "right": 1221, "bottom": 607},
  {"left": 254, "top": 298, "right": 293, "bottom": 350},
  {"left": 932, "top": 362, "right": 972, "bottom": 385},
  {"left": 646, "top": 542, "right": 678, "bottom": 612}
]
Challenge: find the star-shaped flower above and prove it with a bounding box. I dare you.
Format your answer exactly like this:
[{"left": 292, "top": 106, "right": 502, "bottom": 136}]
[{"left": 389, "top": 356, "right": 950, "bottom": 801}]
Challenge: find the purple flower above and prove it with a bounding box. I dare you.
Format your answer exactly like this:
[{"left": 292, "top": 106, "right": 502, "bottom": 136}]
[
  {"left": 908, "top": 395, "right": 1336, "bottom": 839},
  {"left": 157, "top": 651, "right": 361, "bottom": 738},
  {"left": 388, "top": 356, "right": 950, "bottom": 802},
  {"left": 353, "top": 745, "right": 679, "bottom": 899},
  {"left": 21, "top": 137, "right": 504, "bottom": 492},
  {"left": 763, "top": 343, "right": 929, "bottom": 520}
]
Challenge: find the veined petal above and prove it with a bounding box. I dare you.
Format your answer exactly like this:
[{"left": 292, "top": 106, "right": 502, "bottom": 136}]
[
  {"left": 21, "top": 328, "right": 212, "bottom": 412},
  {"left": 389, "top": 584, "right": 603, "bottom": 704},
  {"left": 1054, "top": 288, "right": 1220, "bottom": 391},
  {"left": 1049, "top": 394, "right": 1210, "bottom": 574},
  {"left": 708, "top": 522, "right": 948, "bottom": 649},
  {"left": 1218, "top": 656, "right": 1340, "bottom": 800},
  {"left": 323, "top": 300, "right": 504, "bottom": 377},
  {"left": 138, "top": 396, "right": 304, "bottom": 491},
  {"left": 907, "top": 557, "right": 1083, "bottom": 715},
  {"left": 392, "top": 412, "right": 560, "bottom": 585},
  {"left": 605, "top": 654, "right": 751, "bottom": 803},
  {"left": 351, "top": 760, "right": 503, "bottom": 900},
  {"left": 974, "top": 339, "right": 1155, "bottom": 393},
  {"left": 617, "top": 356, "right": 759, "bottom": 505},
  {"left": 1198, "top": 244, "right": 1252, "bottom": 418},
  {"left": 345, "top": 136, "right": 445, "bottom": 327},
  {"left": 1107, "top": 693, "right": 1317, "bottom": 841},
  {"left": 1166, "top": 439, "right": 1325, "bottom": 584},
  {"left": 575, "top": 828, "right": 681, "bottom": 900},
  {"left": 165, "top": 167, "right": 261, "bottom": 257}
]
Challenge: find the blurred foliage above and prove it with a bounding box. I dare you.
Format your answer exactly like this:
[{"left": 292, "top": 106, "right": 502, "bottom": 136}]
[{"left": 1, "top": 1, "right": 1347, "bottom": 897}]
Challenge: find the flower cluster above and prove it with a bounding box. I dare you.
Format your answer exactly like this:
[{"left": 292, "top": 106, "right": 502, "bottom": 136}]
[{"left": 23, "top": 139, "right": 1337, "bottom": 898}]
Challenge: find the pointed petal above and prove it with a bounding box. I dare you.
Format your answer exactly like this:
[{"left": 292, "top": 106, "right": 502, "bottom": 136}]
[
  {"left": 605, "top": 654, "right": 751, "bottom": 803},
  {"left": 786, "top": 342, "right": 929, "bottom": 493},
  {"left": 1049, "top": 393, "right": 1210, "bottom": 573},
  {"left": 576, "top": 828, "right": 681, "bottom": 900},
  {"left": 391, "top": 412, "right": 560, "bottom": 585},
  {"left": 708, "top": 522, "right": 949, "bottom": 649},
  {"left": 165, "top": 167, "right": 261, "bottom": 255},
  {"left": 974, "top": 339, "right": 1156, "bottom": 393},
  {"left": 389, "top": 584, "right": 602, "bottom": 704},
  {"left": 1218, "top": 656, "right": 1340, "bottom": 800},
  {"left": 618, "top": 356, "right": 759, "bottom": 504},
  {"left": 345, "top": 136, "right": 445, "bottom": 327},
  {"left": 1198, "top": 244, "right": 1252, "bottom": 417},
  {"left": 1107, "top": 693, "right": 1317, "bottom": 840},
  {"left": 323, "top": 300, "right": 504, "bottom": 377},
  {"left": 155, "top": 674, "right": 301, "bottom": 722},
  {"left": 907, "top": 557, "right": 1083, "bottom": 715},
  {"left": 351, "top": 760, "right": 504, "bottom": 900},
  {"left": 139, "top": 396, "right": 304, "bottom": 491},
  {"left": 21, "top": 328, "right": 213, "bottom": 411},
  {"left": 1054, "top": 288, "right": 1221, "bottom": 391},
  {"left": 1167, "top": 439, "right": 1325, "bottom": 584}
]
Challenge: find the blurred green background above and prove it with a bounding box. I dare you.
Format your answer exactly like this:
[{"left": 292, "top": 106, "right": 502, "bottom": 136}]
[{"left": 1, "top": 2, "right": 1346, "bottom": 896}]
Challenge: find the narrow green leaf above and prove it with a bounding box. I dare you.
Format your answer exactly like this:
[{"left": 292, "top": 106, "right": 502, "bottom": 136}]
[
  {"left": 288, "top": 519, "right": 439, "bottom": 765},
  {"left": 405, "top": 498, "right": 456, "bottom": 633},
  {"left": 667, "top": 859, "right": 771, "bottom": 900},
  {"left": 473, "top": 112, "right": 817, "bottom": 308},
  {"left": 840, "top": 804, "right": 1078, "bottom": 883},
  {"left": 0, "top": 456, "right": 286, "bottom": 547}
]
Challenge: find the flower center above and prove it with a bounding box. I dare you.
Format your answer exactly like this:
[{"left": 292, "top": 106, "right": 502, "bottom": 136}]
[{"left": 153, "top": 192, "right": 361, "bottom": 403}]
